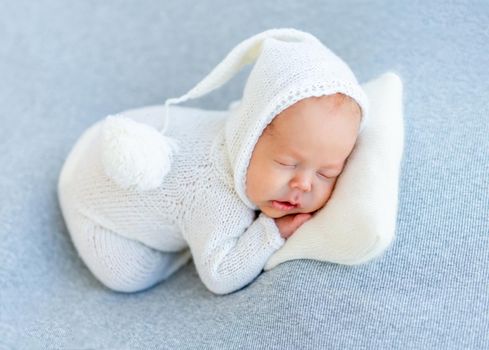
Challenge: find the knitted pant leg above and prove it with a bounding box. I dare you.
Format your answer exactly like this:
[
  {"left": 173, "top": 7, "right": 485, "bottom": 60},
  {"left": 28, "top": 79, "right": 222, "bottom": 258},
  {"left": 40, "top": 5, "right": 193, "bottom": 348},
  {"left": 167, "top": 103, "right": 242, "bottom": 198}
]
[{"left": 67, "top": 210, "right": 192, "bottom": 293}]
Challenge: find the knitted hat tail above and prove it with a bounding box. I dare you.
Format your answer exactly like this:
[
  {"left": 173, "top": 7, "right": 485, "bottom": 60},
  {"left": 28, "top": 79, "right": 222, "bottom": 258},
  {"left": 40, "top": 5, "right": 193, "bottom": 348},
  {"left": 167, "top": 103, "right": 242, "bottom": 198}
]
[
  {"left": 100, "top": 28, "right": 317, "bottom": 192},
  {"left": 161, "top": 28, "right": 319, "bottom": 134}
]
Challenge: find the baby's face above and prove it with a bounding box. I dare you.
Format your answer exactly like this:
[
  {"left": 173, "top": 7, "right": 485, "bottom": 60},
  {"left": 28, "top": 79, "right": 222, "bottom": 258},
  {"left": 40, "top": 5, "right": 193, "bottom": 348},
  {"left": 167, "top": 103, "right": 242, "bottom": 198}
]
[{"left": 246, "top": 93, "right": 361, "bottom": 219}]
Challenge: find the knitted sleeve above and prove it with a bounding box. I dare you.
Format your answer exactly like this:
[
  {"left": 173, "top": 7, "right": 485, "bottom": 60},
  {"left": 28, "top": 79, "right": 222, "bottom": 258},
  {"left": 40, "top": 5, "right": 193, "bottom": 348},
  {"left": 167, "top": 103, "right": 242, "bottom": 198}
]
[{"left": 182, "top": 178, "right": 285, "bottom": 295}]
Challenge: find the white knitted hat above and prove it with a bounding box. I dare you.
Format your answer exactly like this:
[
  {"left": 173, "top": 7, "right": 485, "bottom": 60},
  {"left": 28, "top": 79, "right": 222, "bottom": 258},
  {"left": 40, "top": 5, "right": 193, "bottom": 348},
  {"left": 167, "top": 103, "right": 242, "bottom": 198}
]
[{"left": 101, "top": 28, "right": 369, "bottom": 196}]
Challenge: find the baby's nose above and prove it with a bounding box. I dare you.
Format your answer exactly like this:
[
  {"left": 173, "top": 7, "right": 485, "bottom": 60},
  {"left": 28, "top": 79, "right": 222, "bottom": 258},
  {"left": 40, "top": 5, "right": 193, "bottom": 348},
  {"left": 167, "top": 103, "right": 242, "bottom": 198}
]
[{"left": 290, "top": 174, "right": 312, "bottom": 192}]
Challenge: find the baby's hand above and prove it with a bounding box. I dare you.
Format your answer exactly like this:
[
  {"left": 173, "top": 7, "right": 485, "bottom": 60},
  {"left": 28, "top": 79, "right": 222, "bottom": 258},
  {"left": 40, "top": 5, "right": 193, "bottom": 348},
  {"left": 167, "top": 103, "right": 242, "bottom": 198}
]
[{"left": 274, "top": 213, "right": 313, "bottom": 240}]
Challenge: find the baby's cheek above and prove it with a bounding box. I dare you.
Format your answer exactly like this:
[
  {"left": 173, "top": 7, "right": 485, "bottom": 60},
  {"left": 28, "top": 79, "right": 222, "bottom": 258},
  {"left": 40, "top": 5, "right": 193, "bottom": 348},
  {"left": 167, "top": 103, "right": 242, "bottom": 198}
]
[
  {"left": 321, "top": 183, "right": 336, "bottom": 202},
  {"left": 270, "top": 169, "right": 290, "bottom": 190},
  {"left": 249, "top": 166, "right": 277, "bottom": 195},
  {"left": 255, "top": 164, "right": 289, "bottom": 198}
]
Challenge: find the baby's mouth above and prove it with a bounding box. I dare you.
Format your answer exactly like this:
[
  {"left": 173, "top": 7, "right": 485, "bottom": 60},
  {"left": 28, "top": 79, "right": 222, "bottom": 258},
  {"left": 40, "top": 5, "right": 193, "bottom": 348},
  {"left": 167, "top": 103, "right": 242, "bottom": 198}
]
[{"left": 271, "top": 200, "right": 297, "bottom": 211}]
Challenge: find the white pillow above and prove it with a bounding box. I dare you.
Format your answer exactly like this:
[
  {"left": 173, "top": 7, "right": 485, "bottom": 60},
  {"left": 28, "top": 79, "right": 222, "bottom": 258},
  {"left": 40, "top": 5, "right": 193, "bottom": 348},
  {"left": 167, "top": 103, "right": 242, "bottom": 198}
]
[{"left": 264, "top": 72, "right": 404, "bottom": 270}]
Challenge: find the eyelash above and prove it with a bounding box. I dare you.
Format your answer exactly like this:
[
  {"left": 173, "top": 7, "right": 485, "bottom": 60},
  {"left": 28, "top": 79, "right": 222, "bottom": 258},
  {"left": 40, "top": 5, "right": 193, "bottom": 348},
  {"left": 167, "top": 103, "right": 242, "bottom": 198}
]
[
  {"left": 277, "top": 161, "right": 296, "bottom": 167},
  {"left": 276, "top": 161, "right": 334, "bottom": 180}
]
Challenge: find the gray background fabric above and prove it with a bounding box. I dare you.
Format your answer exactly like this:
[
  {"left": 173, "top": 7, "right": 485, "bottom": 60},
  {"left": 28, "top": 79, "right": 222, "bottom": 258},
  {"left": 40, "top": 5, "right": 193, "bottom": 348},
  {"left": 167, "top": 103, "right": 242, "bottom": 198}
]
[{"left": 1, "top": 1, "right": 488, "bottom": 349}]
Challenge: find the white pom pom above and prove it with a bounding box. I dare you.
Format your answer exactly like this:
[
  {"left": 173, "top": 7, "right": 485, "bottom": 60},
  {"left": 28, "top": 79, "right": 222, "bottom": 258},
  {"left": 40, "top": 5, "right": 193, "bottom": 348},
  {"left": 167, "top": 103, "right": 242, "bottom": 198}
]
[{"left": 101, "top": 114, "right": 179, "bottom": 191}]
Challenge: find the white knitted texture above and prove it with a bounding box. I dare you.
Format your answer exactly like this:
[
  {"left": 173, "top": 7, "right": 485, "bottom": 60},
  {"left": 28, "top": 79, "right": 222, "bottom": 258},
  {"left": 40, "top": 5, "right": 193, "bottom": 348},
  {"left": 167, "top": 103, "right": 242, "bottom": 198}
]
[
  {"left": 58, "top": 105, "right": 285, "bottom": 295},
  {"left": 64, "top": 208, "right": 192, "bottom": 293}
]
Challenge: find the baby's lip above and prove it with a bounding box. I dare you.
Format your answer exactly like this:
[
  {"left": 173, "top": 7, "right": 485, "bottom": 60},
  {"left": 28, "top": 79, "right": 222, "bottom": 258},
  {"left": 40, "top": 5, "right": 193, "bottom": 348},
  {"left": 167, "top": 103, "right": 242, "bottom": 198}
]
[
  {"left": 271, "top": 200, "right": 297, "bottom": 211},
  {"left": 276, "top": 199, "right": 302, "bottom": 208}
]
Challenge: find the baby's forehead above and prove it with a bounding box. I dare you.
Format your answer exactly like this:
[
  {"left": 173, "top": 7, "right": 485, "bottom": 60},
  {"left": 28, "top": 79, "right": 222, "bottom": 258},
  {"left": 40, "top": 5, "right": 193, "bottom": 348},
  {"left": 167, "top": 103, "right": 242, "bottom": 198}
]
[
  {"left": 264, "top": 111, "right": 321, "bottom": 138},
  {"left": 263, "top": 119, "right": 309, "bottom": 146},
  {"left": 264, "top": 93, "right": 359, "bottom": 136}
]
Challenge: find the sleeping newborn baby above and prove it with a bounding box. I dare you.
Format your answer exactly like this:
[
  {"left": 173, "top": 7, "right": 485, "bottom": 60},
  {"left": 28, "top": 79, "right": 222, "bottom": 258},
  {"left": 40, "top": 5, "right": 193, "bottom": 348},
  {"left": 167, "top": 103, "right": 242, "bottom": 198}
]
[{"left": 57, "top": 28, "right": 368, "bottom": 295}]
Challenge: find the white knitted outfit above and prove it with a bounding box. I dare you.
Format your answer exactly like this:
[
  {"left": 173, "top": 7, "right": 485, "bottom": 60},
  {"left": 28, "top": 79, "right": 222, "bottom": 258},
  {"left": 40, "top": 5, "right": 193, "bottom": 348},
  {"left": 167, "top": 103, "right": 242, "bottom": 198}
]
[{"left": 58, "top": 28, "right": 369, "bottom": 295}]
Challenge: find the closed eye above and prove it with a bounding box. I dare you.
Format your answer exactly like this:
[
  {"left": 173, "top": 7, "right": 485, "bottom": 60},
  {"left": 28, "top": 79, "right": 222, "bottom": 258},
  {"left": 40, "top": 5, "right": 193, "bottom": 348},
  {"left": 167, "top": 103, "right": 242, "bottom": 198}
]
[
  {"left": 318, "top": 172, "right": 336, "bottom": 180},
  {"left": 275, "top": 160, "right": 296, "bottom": 167},
  {"left": 276, "top": 160, "right": 336, "bottom": 179}
]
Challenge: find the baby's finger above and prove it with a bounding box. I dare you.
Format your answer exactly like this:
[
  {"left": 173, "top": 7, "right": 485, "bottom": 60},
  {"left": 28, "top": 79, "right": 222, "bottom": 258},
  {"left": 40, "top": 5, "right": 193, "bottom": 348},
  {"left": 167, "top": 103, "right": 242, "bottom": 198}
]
[{"left": 294, "top": 213, "right": 312, "bottom": 226}]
